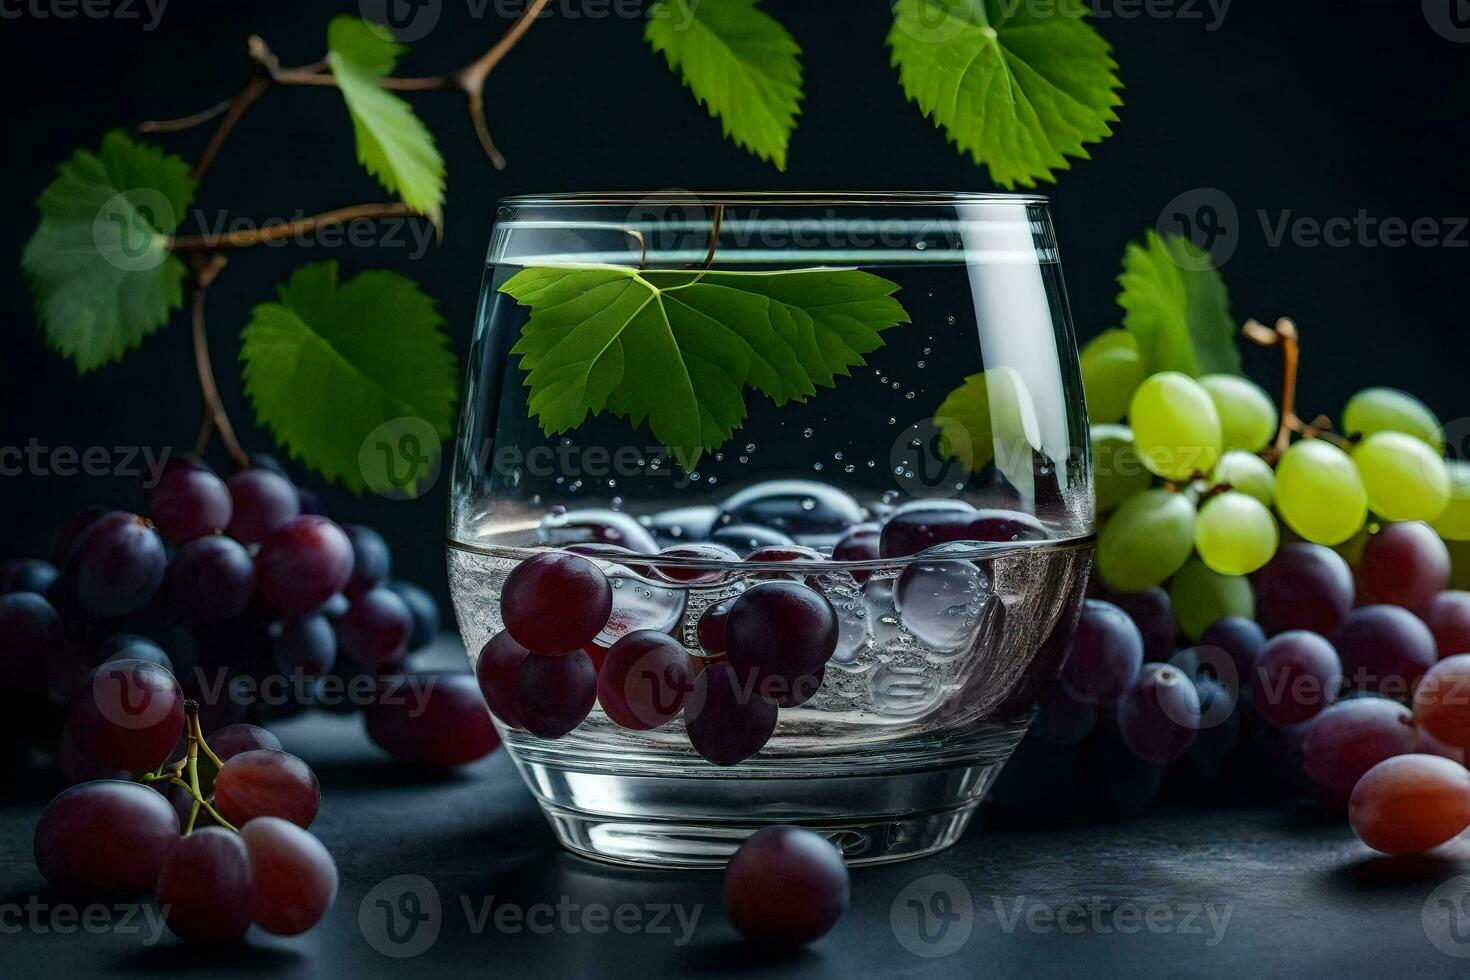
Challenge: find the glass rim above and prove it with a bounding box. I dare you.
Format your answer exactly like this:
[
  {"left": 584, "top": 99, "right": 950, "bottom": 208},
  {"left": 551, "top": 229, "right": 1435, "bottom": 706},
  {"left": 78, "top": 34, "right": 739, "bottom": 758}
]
[{"left": 497, "top": 190, "right": 1050, "bottom": 208}]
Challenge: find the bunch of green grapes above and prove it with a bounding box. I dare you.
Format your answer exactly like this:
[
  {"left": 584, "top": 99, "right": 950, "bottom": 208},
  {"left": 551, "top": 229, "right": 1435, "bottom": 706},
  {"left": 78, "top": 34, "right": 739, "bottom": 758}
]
[{"left": 1089, "top": 367, "right": 1467, "bottom": 635}]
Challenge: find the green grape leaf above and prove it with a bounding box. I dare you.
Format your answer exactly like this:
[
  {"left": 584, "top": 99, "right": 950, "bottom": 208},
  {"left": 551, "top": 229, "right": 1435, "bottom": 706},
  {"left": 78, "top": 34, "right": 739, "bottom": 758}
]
[
  {"left": 887, "top": 0, "right": 1123, "bottom": 188},
  {"left": 645, "top": 0, "right": 804, "bottom": 170},
  {"left": 21, "top": 130, "right": 195, "bottom": 374},
  {"left": 500, "top": 266, "right": 909, "bottom": 470},
  {"left": 1117, "top": 230, "right": 1239, "bottom": 377},
  {"left": 240, "top": 261, "right": 458, "bottom": 496},
  {"left": 327, "top": 16, "right": 445, "bottom": 225},
  {"left": 933, "top": 367, "right": 1043, "bottom": 483},
  {"left": 1079, "top": 328, "right": 1146, "bottom": 424}
]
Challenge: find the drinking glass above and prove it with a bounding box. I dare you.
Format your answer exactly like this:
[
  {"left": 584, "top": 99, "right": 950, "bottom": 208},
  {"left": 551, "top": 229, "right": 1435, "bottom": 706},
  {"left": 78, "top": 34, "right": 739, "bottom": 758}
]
[{"left": 448, "top": 192, "right": 1095, "bottom": 867}]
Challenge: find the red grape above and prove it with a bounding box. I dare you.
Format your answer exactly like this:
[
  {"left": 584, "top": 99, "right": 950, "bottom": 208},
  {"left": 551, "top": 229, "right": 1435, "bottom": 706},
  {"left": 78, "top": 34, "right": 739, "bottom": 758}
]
[
  {"left": 156, "top": 827, "right": 255, "bottom": 944},
  {"left": 365, "top": 671, "right": 499, "bottom": 767},
  {"left": 653, "top": 543, "right": 742, "bottom": 584},
  {"left": 1060, "top": 599, "right": 1143, "bottom": 705},
  {"left": 643, "top": 505, "right": 720, "bottom": 546},
  {"left": 768, "top": 666, "right": 824, "bottom": 708},
  {"left": 597, "top": 630, "right": 694, "bottom": 730},
  {"left": 696, "top": 601, "right": 732, "bottom": 655},
  {"left": 1332, "top": 604, "right": 1437, "bottom": 697},
  {"left": 1301, "top": 697, "right": 1416, "bottom": 791},
  {"left": 476, "top": 630, "right": 532, "bottom": 729},
  {"left": 1250, "top": 630, "right": 1342, "bottom": 726},
  {"left": 878, "top": 500, "right": 977, "bottom": 557},
  {"left": 724, "top": 826, "right": 849, "bottom": 946},
  {"left": 1413, "top": 654, "right": 1470, "bottom": 748},
  {"left": 1349, "top": 754, "right": 1470, "bottom": 854},
  {"left": 725, "top": 582, "right": 838, "bottom": 685},
  {"left": 66, "top": 511, "right": 167, "bottom": 620},
  {"left": 1418, "top": 726, "right": 1468, "bottom": 764},
  {"left": 685, "top": 662, "right": 778, "bottom": 766},
  {"left": 226, "top": 468, "right": 300, "bottom": 545},
  {"left": 709, "top": 524, "right": 797, "bottom": 556},
  {"left": 34, "top": 780, "right": 180, "bottom": 895},
  {"left": 165, "top": 535, "right": 256, "bottom": 624},
  {"left": 150, "top": 466, "right": 232, "bottom": 545},
  {"left": 239, "top": 817, "right": 338, "bottom": 936},
  {"left": 336, "top": 586, "right": 412, "bottom": 667},
  {"left": 830, "top": 525, "right": 880, "bottom": 581},
  {"left": 66, "top": 659, "right": 185, "bottom": 772},
  {"left": 1418, "top": 590, "right": 1470, "bottom": 660},
  {"left": 540, "top": 508, "right": 660, "bottom": 553},
  {"left": 255, "top": 516, "right": 354, "bottom": 614},
  {"left": 501, "top": 552, "right": 612, "bottom": 655},
  {"left": 1116, "top": 663, "right": 1200, "bottom": 763},
  {"left": 513, "top": 649, "right": 598, "bottom": 739},
  {"left": 343, "top": 523, "right": 392, "bottom": 596},
  {"left": 1255, "top": 543, "right": 1355, "bottom": 635},
  {"left": 214, "top": 748, "right": 320, "bottom": 828},
  {"left": 966, "top": 509, "right": 1050, "bottom": 542},
  {"left": 99, "top": 634, "right": 172, "bottom": 670},
  {"left": 58, "top": 729, "right": 129, "bottom": 785},
  {"left": 717, "top": 480, "right": 865, "bottom": 541},
  {"left": 208, "top": 723, "right": 283, "bottom": 761},
  {"left": 746, "top": 544, "right": 826, "bottom": 567},
  {"left": 1359, "top": 522, "right": 1450, "bottom": 609},
  {"left": 0, "top": 592, "right": 64, "bottom": 694}
]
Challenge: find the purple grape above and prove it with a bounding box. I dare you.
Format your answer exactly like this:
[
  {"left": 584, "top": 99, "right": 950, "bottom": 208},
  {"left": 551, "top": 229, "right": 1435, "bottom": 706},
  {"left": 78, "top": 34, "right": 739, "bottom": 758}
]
[
  {"left": 1301, "top": 696, "right": 1416, "bottom": 792},
  {"left": 724, "top": 826, "right": 849, "bottom": 946},
  {"left": 35, "top": 779, "right": 181, "bottom": 895},
  {"left": 1169, "top": 645, "right": 1242, "bottom": 716},
  {"left": 0, "top": 592, "right": 64, "bottom": 694},
  {"left": 539, "top": 508, "right": 658, "bottom": 554},
  {"left": 878, "top": 500, "right": 977, "bottom": 557},
  {"left": 274, "top": 614, "right": 337, "bottom": 678},
  {"left": 366, "top": 671, "right": 499, "bottom": 767},
  {"left": 385, "top": 580, "right": 440, "bottom": 651},
  {"left": 1059, "top": 599, "right": 1143, "bottom": 705},
  {"left": 685, "top": 662, "right": 778, "bottom": 766},
  {"left": 1185, "top": 677, "right": 1242, "bottom": 771},
  {"left": 214, "top": 748, "right": 320, "bottom": 828},
  {"left": 1255, "top": 543, "right": 1355, "bottom": 635},
  {"left": 697, "top": 601, "right": 732, "bottom": 654},
  {"left": 150, "top": 466, "right": 232, "bottom": 545},
  {"left": 709, "top": 523, "right": 798, "bottom": 556},
  {"left": 1251, "top": 630, "right": 1343, "bottom": 726},
  {"left": 513, "top": 649, "right": 598, "bottom": 739},
  {"left": 238, "top": 817, "right": 338, "bottom": 936},
  {"left": 654, "top": 543, "right": 743, "bottom": 584},
  {"left": 831, "top": 525, "right": 880, "bottom": 581},
  {"left": 726, "top": 581, "right": 838, "bottom": 684},
  {"left": 642, "top": 505, "right": 720, "bottom": 546},
  {"left": 58, "top": 729, "right": 130, "bottom": 785},
  {"left": 1331, "top": 605, "right": 1438, "bottom": 698},
  {"left": 965, "top": 509, "right": 1049, "bottom": 543},
  {"left": 66, "top": 659, "right": 185, "bottom": 772},
  {"left": 475, "top": 630, "right": 532, "bottom": 729},
  {"left": 768, "top": 666, "right": 825, "bottom": 708},
  {"left": 208, "top": 723, "right": 283, "bottom": 761},
  {"left": 1029, "top": 683, "right": 1098, "bottom": 746},
  {"left": 343, "top": 523, "right": 391, "bottom": 596},
  {"left": 336, "top": 587, "right": 411, "bottom": 668},
  {"left": 597, "top": 630, "right": 694, "bottom": 730},
  {"left": 716, "top": 480, "right": 865, "bottom": 541},
  {"left": 1094, "top": 729, "right": 1167, "bottom": 815},
  {"left": 156, "top": 828, "right": 256, "bottom": 944},
  {"left": 501, "top": 551, "right": 612, "bottom": 656},
  {"left": 1419, "top": 591, "right": 1470, "bottom": 660},
  {"left": 49, "top": 505, "right": 108, "bottom": 567},
  {"left": 1358, "top": 522, "right": 1450, "bottom": 609},
  {"left": 1106, "top": 586, "right": 1174, "bottom": 663},
  {"left": 65, "top": 511, "right": 166, "bottom": 620},
  {"left": 255, "top": 516, "right": 354, "bottom": 614},
  {"left": 1116, "top": 663, "right": 1200, "bottom": 763},
  {"left": 1, "top": 558, "right": 59, "bottom": 596},
  {"left": 226, "top": 468, "right": 300, "bottom": 545},
  {"left": 1198, "top": 615, "right": 1267, "bottom": 685},
  {"left": 165, "top": 535, "right": 255, "bottom": 624},
  {"left": 100, "top": 635, "right": 173, "bottom": 672}
]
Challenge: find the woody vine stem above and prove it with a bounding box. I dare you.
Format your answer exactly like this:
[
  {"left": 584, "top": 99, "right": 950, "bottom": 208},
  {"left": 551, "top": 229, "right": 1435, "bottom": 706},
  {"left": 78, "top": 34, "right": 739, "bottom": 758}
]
[{"left": 138, "top": 0, "right": 554, "bottom": 469}]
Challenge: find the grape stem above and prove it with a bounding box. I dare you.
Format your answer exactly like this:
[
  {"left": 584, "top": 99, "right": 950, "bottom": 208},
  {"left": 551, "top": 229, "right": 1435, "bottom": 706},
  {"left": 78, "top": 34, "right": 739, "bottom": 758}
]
[{"left": 158, "top": 702, "right": 238, "bottom": 835}]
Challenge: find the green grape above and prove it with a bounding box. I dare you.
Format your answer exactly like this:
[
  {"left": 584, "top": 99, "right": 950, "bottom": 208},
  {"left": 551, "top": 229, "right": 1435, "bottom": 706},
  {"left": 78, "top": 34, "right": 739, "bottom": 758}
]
[
  {"left": 1353, "top": 431, "right": 1450, "bottom": 522},
  {"left": 1211, "top": 449, "right": 1276, "bottom": 505},
  {"left": 1274, "top": 438, "right": 1368, "bottom": 545},
  {"left": 1169, "top": 558, "right": 1255, "bottom": 641},
  {"left": 1449, "top": 538, "right": 1470, "bottom": 591},
  {"left": 1200, "top": 374, "right": 1278, "bottom": 453},
  {"left": 1096, "top": 488, "right": 1197, "bottom": 592},
  {"left": 1091, "top": 424, "right": 1153, "bottom": 513},
  {"left": 1129, "top": 372, "right": 1224, "bottom": 482},
  {"left": 1080, "top": 329, "right": 1146, "bottom": 425},
  {"left": 1343, "top": 386, "right": 1444, "bottom": 452},
  {"left": 1194, "top": 491, "right": 1279, "bottom": 575},
  {"left": 1432, "top": 460, "right": 1470, "bottom": 541}
]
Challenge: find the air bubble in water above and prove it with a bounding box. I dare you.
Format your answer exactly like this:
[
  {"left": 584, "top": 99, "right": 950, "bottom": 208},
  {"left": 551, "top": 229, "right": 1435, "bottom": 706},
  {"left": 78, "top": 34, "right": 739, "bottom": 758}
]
[
  {"left": 869, "top": 663, "right": 943, "bottom": 717},
  {"left": 745, "top": 443, "right": 756, "bottom": 453},
  {"left": 844, "top": 465, "right": 855, "bottom": 474},
  {"left": 800, "top": 497, "right": 817, "bottom": 511},
  {"left": 892, "top": 546, "right": 992, "bottom": 654},
  {"left": 905, "top": 391, "right": 915, "bottom": 400},
  {"left": 813, "top": 462, "right": 824, "bottom": 472},
  {"left": 802, "top": 427, "right": 814, "bottom": 438}
]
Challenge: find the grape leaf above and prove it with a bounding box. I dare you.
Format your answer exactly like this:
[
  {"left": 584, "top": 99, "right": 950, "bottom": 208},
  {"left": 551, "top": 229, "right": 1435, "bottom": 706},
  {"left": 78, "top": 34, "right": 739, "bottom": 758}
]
[
  {"left": 1117, "top": 230, "right": 1239, "bottom": 377},
  {"left": 21, "top": 130, "right": 195, "bottom": 373},
  {"left": 645, "top": 0, "right": 804, "bottom": 170},
  {"left": 240, "top": 261, "right": 458, "bottom": 496},
  {"left": 327, "top": 16, "right": 445, "bottom": 225},
  {"left": 499, "top": 266, "right": 909, "bottom": 470},
  {"left": 887, "top": 0, "right": 1123, "bottom": 188},
  {"left": 1079, "top": 328, "right": 1146, "bottom": 424},
  {"left": 933, "top": 367, "right": 1043, "bottom": 481}
]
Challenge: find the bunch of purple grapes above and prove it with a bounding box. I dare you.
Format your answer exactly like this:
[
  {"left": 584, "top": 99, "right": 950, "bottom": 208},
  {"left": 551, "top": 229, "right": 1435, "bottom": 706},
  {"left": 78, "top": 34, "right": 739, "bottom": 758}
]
[{"left": 0, "top": 455, "right": 499, "bottom": 775}]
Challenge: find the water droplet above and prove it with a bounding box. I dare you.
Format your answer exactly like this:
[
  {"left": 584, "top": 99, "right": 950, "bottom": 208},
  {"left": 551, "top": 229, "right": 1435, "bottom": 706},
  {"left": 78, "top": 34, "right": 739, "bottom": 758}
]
[
  {"left": 923, "top": 347, "right": 932, "bottom": 355},
  {"left": 745, "top": 443, "right": 756, "bottom": 453},
  {"left": 882, "top": 490, "right": 900, "bottom": 505},
  {"left": 887, "top": 417, "right": 896, "bottom": 425},
  {"left": 833, "top": 451, "right": 844, "bottom": 461},
  {"left": 715, "top": 453, "right": 724, "bottom": 462},
  {"left": 946, "top": 315, "right": 957, "bottom": 326},
  {"left": 549, "top": 504, "right": 567, "bottom": 516},
  {"left": 844, "top": 464, "right": 855, "bottom": 474},
  {"left": 813, "top": 462, "right": 824, "bottom": 471},
  {"left": 708, "top": 476, "right": 718, "bottom": 485},
  {"left": 915, "top": 241, "right": 928, "bottom": 251},
  {"left": 867, "top": 460, "right": 876, "bottom": 468},
  {"left": 611, "top": 495, "right": 623, "bottom": 508},
  {"left": 802, "top": 427, "right": 814, "bottom": 438},
  {"left": 905, "top": 391, "right": 916, "bottom": 400},
  {"left": 608, "top": 480, "right": 618, "bottom": 490},
  {"left": 738, "top": 455, "right": 749, "bottom": 464},
  {"left": 893, "top": 466, "right": 905, "bottom": 475},
  {"left": 690, "top": 472, "right": 700, "bottom": 482}
]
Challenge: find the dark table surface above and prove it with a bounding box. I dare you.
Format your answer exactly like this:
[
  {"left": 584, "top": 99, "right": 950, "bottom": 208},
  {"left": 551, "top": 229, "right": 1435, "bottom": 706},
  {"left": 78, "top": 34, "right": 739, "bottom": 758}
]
[{"left": 6, "top": 643, "right": 1470, "bottom": 979}]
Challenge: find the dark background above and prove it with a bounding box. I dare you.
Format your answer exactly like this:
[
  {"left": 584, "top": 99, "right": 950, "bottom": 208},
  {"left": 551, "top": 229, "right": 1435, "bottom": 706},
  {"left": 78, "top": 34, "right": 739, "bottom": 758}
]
[{"left": 2, "top": 0, "right": 1466, "bottom": 607}]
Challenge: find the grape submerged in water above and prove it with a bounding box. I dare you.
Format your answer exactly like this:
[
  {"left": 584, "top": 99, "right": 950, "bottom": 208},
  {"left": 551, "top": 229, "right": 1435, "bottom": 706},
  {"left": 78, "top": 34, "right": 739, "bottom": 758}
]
[
  {"left": 597, "top": 630, "right": 694, "bottom": 731},
  {"left": 500, "top": 551, "right": 613, "bottom": 656},
  {"left": 475, "top": 630, "right": 533, "bottom": 729},
  {"left": 724, "top": 826, "right": 849, "bottom": 947},
  {"left": 513, "top": 649, "right": 599, "bottom": 739},
  {"left": 685, "top": 662, "right": 778, "bottom": 766},
  {"left": 725, "top": 581, "right": 838, "bottom": 685}
]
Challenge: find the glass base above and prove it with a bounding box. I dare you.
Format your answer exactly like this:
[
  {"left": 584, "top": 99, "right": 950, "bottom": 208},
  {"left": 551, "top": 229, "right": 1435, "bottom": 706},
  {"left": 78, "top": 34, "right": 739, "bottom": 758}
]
[{"left": 506, "top": 723, "right": 1025, "bottom": 868}]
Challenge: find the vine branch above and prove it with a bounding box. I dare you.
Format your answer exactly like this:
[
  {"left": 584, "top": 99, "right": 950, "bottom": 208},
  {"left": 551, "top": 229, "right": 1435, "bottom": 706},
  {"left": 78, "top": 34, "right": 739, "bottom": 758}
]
[
  {"left": 187, "top": 254, "right": 250, "bottom": 469},
  {"left": 170, "top": 202, "right": 417, "bottom": 251}
]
